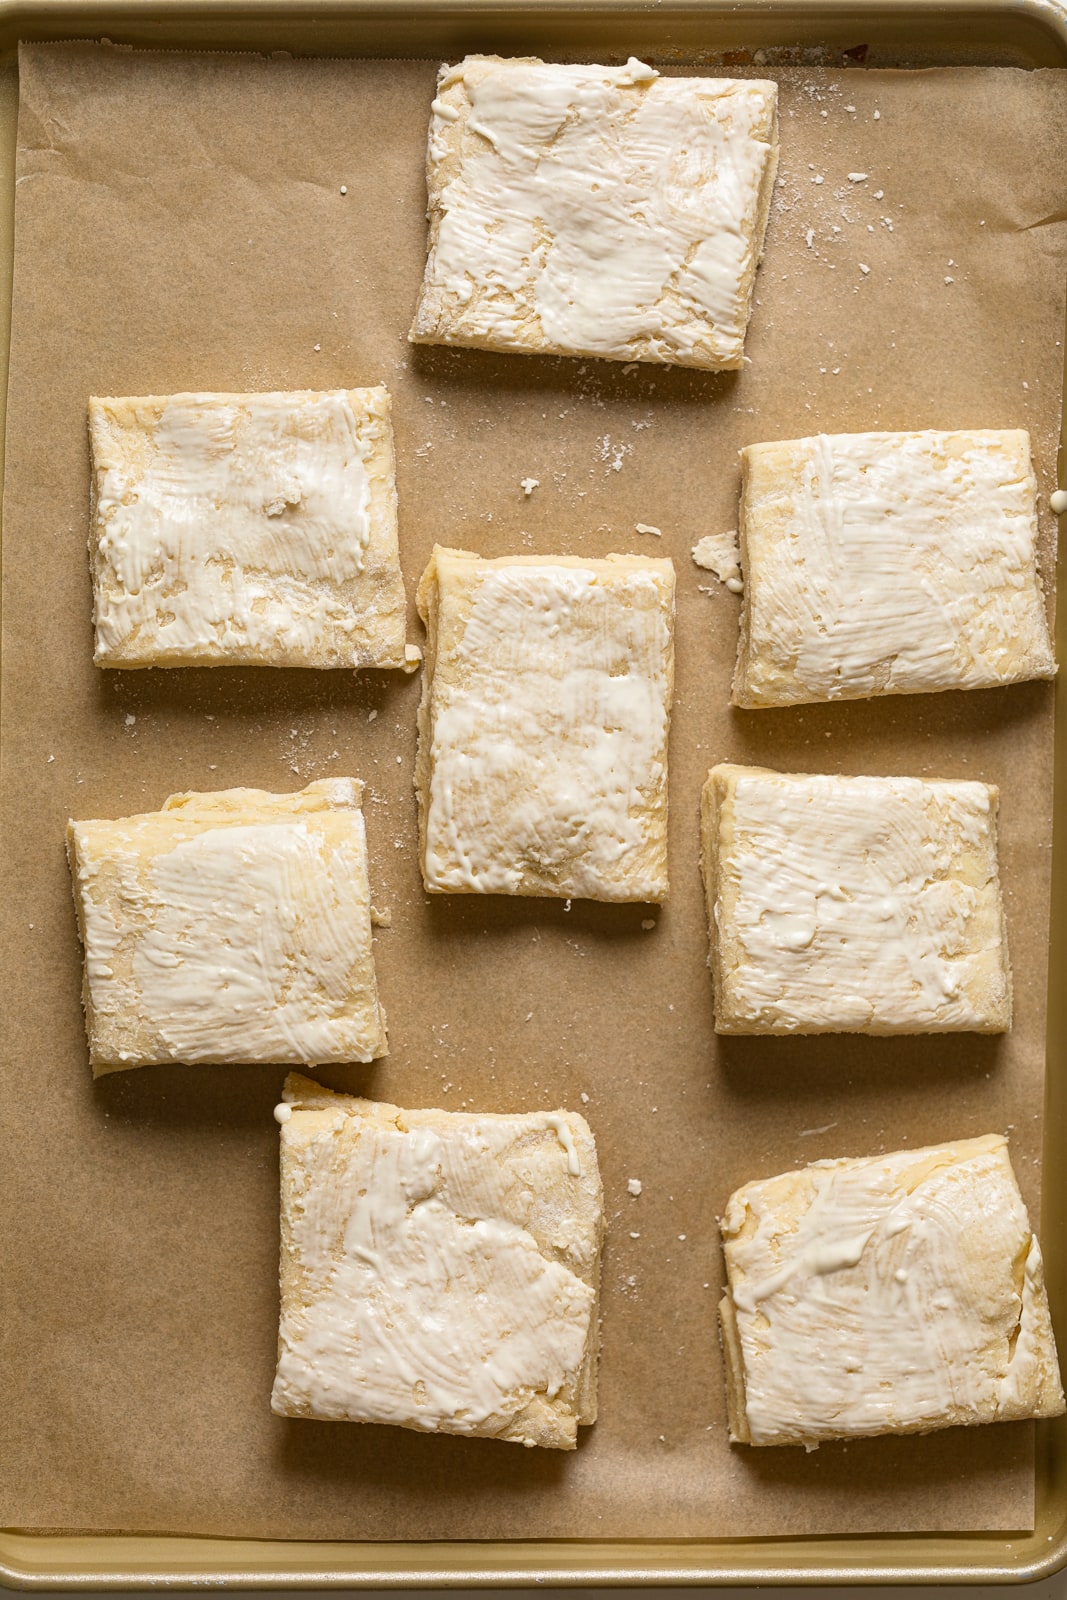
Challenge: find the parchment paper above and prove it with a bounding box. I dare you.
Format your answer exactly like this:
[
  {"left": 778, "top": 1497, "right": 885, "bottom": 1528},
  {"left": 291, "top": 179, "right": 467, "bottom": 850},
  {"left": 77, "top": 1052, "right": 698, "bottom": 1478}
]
[{"left": 2, "top": 41, "right": 1066, "bottom": 1542}]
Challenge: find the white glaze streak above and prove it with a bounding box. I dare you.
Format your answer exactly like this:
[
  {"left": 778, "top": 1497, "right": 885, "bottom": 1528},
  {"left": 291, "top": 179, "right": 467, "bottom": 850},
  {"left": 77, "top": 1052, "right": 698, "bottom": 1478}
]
[
  {"left": 67, "top": 779, "right": 387, "bottom": 1072},
  {"left": 544, "top": 1114, "right": 582, "bottom": 1175},
  {"left": 703, "top": 765, "right": 1011, "bottom": 1035},
  {"left": 734, "top": 430, "right": 1056, "bottom": 707},
  {"left": 412, "top": 57, "right": 778, "bottom": 369},
  {"left": 89, "top": 389, "right": 407, "bottom": 668},
  {"left": 721, "top": 1135, "right": 1065, "bottom": 1447},
  {"left": 417, "top": 549, "right": 674, "bottom": 902},
  {"left": 272, "top": 1079, "right": 603, "bottom": 1448}
]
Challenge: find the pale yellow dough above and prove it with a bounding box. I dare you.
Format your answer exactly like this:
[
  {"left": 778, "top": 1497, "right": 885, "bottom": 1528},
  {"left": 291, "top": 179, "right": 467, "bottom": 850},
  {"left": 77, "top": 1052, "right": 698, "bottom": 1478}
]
[
  {"left": 88, "top": 388, "right": 407, "bottom": 668},
  {"left": 734, "top": 429, "right": 1056, "bottom": 708},
  {"left": 720, "top": 1135, "right": 1065, "bottom": 1448},
  {"left": 701, "top": 764, "right": 1011, "bottom": 1035},
  {"left": 415, "top": 546, "right": 675, "bottom": 901},
  {"left": 66, "top": 780, "right": 387, "bottom": 1074},
  {"left": 410, "top": 56, "right": 778, "bottom": 369},
  {"left": 272, "top": 1074, "right": 604, "bottom": 1448}
]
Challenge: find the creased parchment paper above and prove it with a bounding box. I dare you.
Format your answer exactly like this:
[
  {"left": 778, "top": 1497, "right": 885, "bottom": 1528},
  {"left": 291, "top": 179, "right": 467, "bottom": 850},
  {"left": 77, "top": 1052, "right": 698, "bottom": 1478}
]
[{"left": 1, "top": 41, "right": 1065, "bottom": 1542}]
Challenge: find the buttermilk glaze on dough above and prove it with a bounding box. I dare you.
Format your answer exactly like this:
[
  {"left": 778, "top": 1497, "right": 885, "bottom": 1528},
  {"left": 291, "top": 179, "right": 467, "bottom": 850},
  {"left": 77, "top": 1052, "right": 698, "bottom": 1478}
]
[
  {"left": 271, "top": 1075, "right": 604, "bottom": 1448},
  {"left": 701, "top": 764, "right": 1012, "bottom": 1035},
  {"left": 411, "top": 56, "right": 779, "bottom": 369},
  {"left": 720, "top": 1135, "right": 1065, "bottom": 1447},
  {"left": 88, "top": 388, "right": 408, "bottom": 668},
  {"left": 733, "top": 430, "right": 1056, "bottom": 708},
  {"left": 67, "top": 780, "right": 387, "bottom": 1072},
  {"left": 416, "top": 547, "right": 675, "bottom": 902}
]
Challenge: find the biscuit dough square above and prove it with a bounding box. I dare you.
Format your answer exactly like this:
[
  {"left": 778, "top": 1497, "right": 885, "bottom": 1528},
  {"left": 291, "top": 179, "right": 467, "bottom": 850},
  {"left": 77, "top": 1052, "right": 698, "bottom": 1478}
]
[
  {"left": 271, "top": 1073, "right": 604, "bottom": 1448},
  {"left": 733, "top": 430, "right": 1056, "bottom": 708},
  {"left": 701, "top": 764, "right": 1011, "bottom": 1034},
  {"left": 416, "top": 546, "right": 675, "bottom": 901},
  {"left": 720, "top": 1135, "right": 1065, "bottom": 1447},
  {"left": 67, "top": 779, "right": 387, "bottom": 1073},
  {"left": 410, "top": 56, "right": 779, "bottom": 370},
  {"left": 89, "top": 388, "right": 407, "bottom": 668}
]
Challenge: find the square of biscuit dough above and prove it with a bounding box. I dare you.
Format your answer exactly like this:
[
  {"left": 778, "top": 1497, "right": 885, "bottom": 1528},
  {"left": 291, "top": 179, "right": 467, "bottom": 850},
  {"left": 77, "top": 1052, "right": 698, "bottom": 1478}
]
[
  {"left": 720, "top": 1134, "right": 1065, "bottom": 1447},
  {"left": 733, "top": 430, "right": 1056, "bottom": 708},
  {"left": 88, "top": 388, "right": 408, "bottom": 668},
  {"left": 410, "top": 56, "right": 779, "bottom": 370},
  {"left": 700, "top": 764, "right": 1011, "bottom": 1034},
  {"left": 415, "top": 546, "right": 675, "bottom": 901},
  {"left": 67, "top": 780, "right": 386, "bottom": 1073},
  {"left": 271, "top": 1073, "right": 603, "bottom": 1448}
]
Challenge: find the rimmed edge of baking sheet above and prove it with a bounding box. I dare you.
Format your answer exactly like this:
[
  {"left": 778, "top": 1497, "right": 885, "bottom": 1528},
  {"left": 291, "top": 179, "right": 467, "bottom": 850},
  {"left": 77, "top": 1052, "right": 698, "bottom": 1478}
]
[{"left": 1, "top": 0, "right": 1066, "bottom": 1584}]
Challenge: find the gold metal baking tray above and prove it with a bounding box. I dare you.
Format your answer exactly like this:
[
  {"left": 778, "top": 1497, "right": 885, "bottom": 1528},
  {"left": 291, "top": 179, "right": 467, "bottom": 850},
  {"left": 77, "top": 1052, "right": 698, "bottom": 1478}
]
[{"left": 1, "top": 0, "right": 1066, "bottom": 1584}]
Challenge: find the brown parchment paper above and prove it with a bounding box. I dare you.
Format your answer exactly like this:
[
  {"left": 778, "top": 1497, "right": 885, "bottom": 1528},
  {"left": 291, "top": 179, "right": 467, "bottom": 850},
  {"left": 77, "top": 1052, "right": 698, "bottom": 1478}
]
[{"left": 1, "top": 39, "right": 1066, "bottom": 1543}]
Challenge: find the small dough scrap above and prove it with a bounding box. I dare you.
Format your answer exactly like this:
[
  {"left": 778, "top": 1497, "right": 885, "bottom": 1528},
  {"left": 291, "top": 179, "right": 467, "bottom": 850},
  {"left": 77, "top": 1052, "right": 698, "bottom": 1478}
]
[
  {"left": 67, "top": 779, "right": 386, "bottom": 1073},
  {"left": 416, "top": 546, "right": 675, "bottom": 901},
  {"left": 701, "top": 763, "right": 1011, "bottom": 1035},
  {"left": 733, "top": 430, "right": 1056, "bottom": 707},
  {"left": 692, "top": 531, "right": 742, "bottom": 590},
  {"left": 410, "top": 56, "right": 779, "bottom": 370},
  {"left": 272, "top": 1073, "right": 604, "bottom": 1448},
  {"left": 89, "top": 388, "right": 407, "bottom": 668},
  {"left": 720, "top": 1134, "right": 1065, "bottom": 1447}
]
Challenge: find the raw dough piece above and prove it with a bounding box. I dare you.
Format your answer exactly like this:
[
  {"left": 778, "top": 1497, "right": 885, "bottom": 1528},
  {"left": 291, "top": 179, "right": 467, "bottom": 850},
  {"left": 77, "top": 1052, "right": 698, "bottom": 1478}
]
[
  {"left": 88, "top": 388, "right": 407, "bottom": 667},
  {"left": 272, "top": 1073, "right": 603, "bottom": 1448},
  {"left": 416, "top": 546, "right": 675, "bottom": 901},
  {"left": 67, "top": 779, "right": 386, "bottom": 1073},
  {"left": 410, "top": 56, "right": 779, "bottom": 369},
  {"left": 720, "top": 1134, "right": 1065, "bottom": 1447},
  {"left": 701, "top": 764, "right": 1011, "bottom": 1034},
  {"left": 733, "top": 430, "right": 1056, "bottom": 707}
]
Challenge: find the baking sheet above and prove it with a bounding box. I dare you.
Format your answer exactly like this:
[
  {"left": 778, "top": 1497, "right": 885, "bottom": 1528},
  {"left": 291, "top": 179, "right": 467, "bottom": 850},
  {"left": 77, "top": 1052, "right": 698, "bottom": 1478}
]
[{"left": 1, "top": 40, "right": 1065, "bottom": 1543}]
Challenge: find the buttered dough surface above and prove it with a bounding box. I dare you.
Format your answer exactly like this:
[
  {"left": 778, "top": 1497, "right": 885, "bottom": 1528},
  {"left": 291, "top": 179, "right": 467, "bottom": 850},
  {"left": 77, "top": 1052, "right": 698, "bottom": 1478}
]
[
  {"left": 416, "top": 546, "right": 675, "bottom": 901},
  {"left": 410, "top": 56, "right": 779, "bottom": 369},
  {"left": 701, "top": 764, "right": 1011, "bottom": 1035},
  {"left": 272, "top": 1074, "right": 604, "bottom": 1448},
  {"left": 720, "top": 1135, "right": 1065, "bottom": 1448},
  {"left": 89, "top": 388, "right": 407, "bottom": 668},
  {"left": 67, "top": 780, "right": 386, "bottom": 1073},
  {"left": 734, "top": 430, "right": 1056, "bottom": 707}
]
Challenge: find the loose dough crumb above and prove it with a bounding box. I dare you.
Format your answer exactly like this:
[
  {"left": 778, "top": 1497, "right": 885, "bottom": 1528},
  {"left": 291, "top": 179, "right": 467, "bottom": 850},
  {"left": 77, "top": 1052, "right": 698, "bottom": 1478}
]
[
  {"left": 628, "top": 1178, "right": 643, "bottom": 1197},
  {"left": 692, "top": 532, "right": 743, "bottom": 593},
  {"left": 635, "top": 523, "right": 662, "bottom": 537}
]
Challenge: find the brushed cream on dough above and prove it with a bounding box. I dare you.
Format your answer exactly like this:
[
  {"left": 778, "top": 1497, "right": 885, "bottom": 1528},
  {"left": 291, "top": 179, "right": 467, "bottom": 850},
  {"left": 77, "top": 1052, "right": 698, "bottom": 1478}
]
[
  {"left": 411, "top": 56, "right": 778, "bottom": 369},
  {"left": 67, "top": 780, "right": 387, "bottom": 1073},
  {"left": 720, "top": 1135, "right": 1064, "bottom": 1447},
  {"left": 272, "top": 1074, "right": 604, "bottom": 1448}
]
